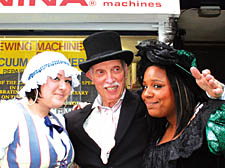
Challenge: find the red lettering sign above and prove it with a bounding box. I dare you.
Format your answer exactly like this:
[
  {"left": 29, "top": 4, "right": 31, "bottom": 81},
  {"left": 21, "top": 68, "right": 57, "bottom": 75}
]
[{"left": 0, "top": 0, "right": 88, "bottom": 6}]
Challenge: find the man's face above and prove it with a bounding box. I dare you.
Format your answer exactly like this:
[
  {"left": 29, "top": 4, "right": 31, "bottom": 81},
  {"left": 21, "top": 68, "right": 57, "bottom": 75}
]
[{"left": 87, "top": 59, "right": 127, "bottom": 107}]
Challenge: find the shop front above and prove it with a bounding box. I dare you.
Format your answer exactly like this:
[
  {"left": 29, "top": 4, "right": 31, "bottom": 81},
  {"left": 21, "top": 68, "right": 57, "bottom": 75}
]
[{"left": 0, "top": 0, "right": 180, "bottom": 113}]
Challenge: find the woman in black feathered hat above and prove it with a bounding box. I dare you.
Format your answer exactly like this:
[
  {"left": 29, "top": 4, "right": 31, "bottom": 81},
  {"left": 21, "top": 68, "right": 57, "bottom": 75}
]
[{"left": 136, "top": 39, "right": 225, "bottom": 168}]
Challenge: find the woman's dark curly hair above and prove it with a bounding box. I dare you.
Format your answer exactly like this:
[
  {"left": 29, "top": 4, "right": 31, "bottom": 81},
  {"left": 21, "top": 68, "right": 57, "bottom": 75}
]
[{"left": 136, "top": 39, "right": 208, "bottom": 137}]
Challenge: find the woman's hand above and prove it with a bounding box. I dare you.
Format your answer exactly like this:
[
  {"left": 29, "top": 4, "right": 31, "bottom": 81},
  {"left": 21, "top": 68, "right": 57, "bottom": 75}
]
[{"left": 190, "top": 67, "right": 224, "bottom": 98}]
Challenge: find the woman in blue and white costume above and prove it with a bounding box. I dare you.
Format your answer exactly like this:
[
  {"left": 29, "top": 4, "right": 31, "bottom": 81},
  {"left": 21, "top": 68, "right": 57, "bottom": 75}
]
[{"left": 0, "top": 51, "right": 80, "bottom": 168}]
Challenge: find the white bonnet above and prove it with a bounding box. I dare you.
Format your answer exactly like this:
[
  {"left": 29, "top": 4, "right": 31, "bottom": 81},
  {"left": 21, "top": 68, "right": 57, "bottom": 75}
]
[{"left": 19, "top": 51, "right": 80, "bottom": 97}]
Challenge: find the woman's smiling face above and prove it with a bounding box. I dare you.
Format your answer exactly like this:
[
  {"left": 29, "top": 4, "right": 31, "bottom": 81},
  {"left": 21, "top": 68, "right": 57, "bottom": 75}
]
[
  {"left": 39, "top": 70, "right": 72, "bottom": 109},
  {"left": 141, "top": 66, "right": 176, "bottom": 119}
]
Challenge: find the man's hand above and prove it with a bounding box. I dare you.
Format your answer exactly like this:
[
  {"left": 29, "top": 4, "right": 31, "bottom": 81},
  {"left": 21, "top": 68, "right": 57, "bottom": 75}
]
[
  {"left": 72, "top": 102, "right": 90, "bottom": 110},
  {"left": 190, "top": 67, "right": 224, "bottom": 98}
]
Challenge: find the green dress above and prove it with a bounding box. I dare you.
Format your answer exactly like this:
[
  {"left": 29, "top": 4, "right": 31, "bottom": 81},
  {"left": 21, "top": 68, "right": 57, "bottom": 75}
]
[{"left": 206, "top": 103, "right": 225, "bottom": 156}]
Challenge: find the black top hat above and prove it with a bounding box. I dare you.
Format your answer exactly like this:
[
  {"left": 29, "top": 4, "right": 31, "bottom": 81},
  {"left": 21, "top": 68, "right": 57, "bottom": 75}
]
[{"left": 79, "top": 31, "right": 134, "bottom": 73}]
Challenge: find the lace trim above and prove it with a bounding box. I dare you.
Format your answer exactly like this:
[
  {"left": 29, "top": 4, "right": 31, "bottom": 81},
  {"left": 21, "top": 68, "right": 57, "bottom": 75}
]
[{"left": 143, "top": 100, "right": 224, "bottom": 168}]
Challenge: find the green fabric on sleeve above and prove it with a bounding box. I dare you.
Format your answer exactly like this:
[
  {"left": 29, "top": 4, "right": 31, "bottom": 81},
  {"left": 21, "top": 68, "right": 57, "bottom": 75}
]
[{"left": 206, "top": 103, "right": 225, "bottom": 156}]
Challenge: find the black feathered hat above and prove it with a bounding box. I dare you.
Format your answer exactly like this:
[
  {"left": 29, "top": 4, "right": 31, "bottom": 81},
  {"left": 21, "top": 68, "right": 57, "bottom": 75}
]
[
  {"left": 136, "top": 39, "right": 197, "bottom": 75},
  {"left": 79, "top": 31, "right": 134, "bottom": 73},
  {"left": 136, "top": 39, "right": 198, "bottom": 87}
]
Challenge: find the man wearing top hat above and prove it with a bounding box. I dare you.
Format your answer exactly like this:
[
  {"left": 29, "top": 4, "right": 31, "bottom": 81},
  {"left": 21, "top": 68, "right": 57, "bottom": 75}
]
[{"left": 64, "top": 31, "right": 225, "bottom": 168}]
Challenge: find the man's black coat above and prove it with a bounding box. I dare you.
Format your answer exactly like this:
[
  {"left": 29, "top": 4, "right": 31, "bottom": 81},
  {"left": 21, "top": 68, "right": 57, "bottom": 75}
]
[{"left": 64, "top": 90, "right": 149, "bottom": 168}]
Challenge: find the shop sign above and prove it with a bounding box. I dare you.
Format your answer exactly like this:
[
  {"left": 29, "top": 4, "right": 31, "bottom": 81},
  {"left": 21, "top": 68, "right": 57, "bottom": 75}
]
[
  {"left": 0, "top": 38, "right": 97, "bottom": 107},
  {"left": 0, "top": 0, "right": 180, "bottom": 14}
]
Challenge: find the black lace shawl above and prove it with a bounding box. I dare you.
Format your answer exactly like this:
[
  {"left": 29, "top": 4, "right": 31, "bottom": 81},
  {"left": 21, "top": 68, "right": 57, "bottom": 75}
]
[{"left": 143, "top": 100, "right": 225, "bottom": 168}]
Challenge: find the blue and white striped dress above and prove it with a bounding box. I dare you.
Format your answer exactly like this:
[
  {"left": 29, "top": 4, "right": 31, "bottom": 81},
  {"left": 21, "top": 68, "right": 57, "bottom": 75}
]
[{"left": 0, "top": 99, "right": 74, "bottom": 168}]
